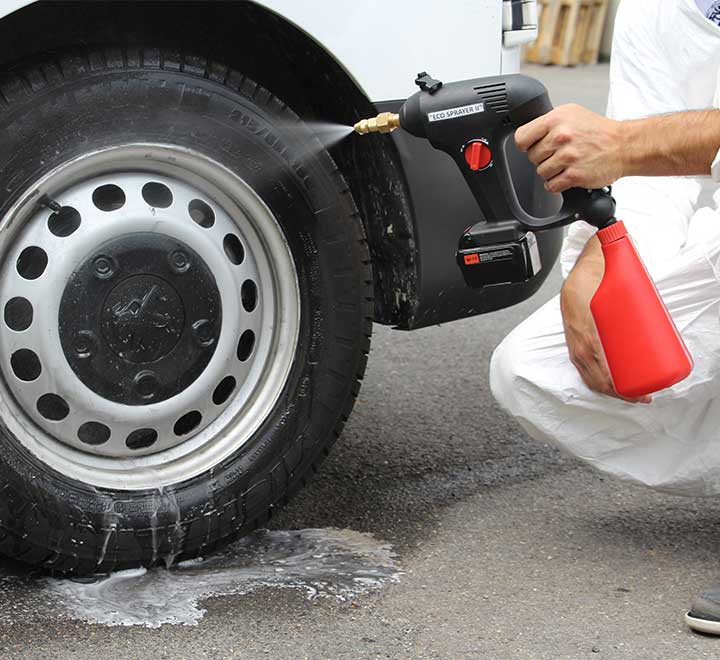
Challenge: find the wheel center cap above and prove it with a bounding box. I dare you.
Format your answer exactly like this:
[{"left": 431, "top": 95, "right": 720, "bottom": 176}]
[
  {"left": 59, "top": 232, "right": 222, "bottom": 406},
  {"left": 102, "top": 275, "right": 185, "bottom": 363}
]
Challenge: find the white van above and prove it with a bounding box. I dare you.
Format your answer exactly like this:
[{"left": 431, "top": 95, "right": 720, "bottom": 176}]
[{"left": 0, "top": 0, "right": 543, "bottom": 572}]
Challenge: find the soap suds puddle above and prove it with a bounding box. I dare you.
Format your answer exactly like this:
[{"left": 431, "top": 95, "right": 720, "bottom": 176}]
[{"left": 0, "top": 529, "right": 403, "bottom": 628}]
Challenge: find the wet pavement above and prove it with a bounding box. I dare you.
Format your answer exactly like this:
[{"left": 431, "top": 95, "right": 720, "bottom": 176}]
[{"left": 1, "top": 64, "right": 720, "bottom": 659}]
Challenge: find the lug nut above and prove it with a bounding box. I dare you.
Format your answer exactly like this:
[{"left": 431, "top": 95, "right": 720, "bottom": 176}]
[
  {"left": 192, "top": 319, "right": 215, "bottom": 347},
  {"left": 93, "top": 255, "right": 116, "bottom": 280},
  {"left": 169, "top": 250, "right": 191, "bottom": 274},
  {"left": 134, "top": 370, "right": 159, "bottom": 399},
  {"left": 74, "top": 330, "right": 97, "bottom": 359}
]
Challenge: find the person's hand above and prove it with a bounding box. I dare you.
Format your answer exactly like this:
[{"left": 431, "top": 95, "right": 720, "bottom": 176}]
[
  {"left": 560, "top": 243, "right": 652, "bottom": 404},
  {"left": 515, "top": 104, "right": 626, "bottom": 193}
]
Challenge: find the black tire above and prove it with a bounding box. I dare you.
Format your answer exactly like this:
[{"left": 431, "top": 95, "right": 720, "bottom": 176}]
[{"left": 0, "top": 48, "right": 372, "bottom": 574}]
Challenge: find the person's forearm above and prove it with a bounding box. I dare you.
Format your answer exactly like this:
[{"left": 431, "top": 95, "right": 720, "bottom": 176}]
[
  {"left": 620, "top": 110, "right": 720, "bottom": 178},
  {"left": 516, "top": 105, "right": 720, "bottom": 192}
]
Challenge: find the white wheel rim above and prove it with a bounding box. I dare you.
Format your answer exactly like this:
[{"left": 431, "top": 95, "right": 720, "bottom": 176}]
[{"left": 0, "top": 144, "right": 300, "bottom": 490}]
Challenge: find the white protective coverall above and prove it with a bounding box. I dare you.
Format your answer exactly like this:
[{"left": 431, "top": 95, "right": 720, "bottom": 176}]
[{"left": 491, "top": 0, "right": 720, "bottom": 496}]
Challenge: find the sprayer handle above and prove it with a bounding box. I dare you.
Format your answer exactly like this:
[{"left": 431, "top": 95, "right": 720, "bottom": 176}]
[
  {"left": 490, "top": 119, "right": 616, "bottom": 230},
  {"left": 457, "top": 140, "right": 616, "bottom": 232},
  {"left": 499, "top": 165, "right": 616, "bottom": 230}
]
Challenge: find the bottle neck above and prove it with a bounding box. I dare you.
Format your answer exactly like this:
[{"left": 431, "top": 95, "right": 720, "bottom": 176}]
[{"left": 597, "top": 220, "right": 627, "bottom": 245}]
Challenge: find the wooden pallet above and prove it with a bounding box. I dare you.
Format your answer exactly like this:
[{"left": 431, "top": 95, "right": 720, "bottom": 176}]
[{"left": 524, "top": 0, "right": 609, "bottom": 66}]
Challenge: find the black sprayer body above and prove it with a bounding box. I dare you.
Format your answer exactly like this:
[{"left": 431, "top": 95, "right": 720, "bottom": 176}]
[
  {"left": 399, "top": 73, "right": 616, "bottom": 229},
  {"left": 391, "top": 73, "right": 616, "bottom": 287}
]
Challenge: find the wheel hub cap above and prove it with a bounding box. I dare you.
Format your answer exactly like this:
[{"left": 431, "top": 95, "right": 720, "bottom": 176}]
[{"left": 59, "top": 233, "right": 221, "bottom": 405}]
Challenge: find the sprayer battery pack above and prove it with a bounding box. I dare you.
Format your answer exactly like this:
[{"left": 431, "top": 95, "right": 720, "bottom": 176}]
[{"left": 456, "top": 221, "right": 542, "bottom": 288}]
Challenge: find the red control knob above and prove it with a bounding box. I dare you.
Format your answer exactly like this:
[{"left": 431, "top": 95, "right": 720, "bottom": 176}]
[{"left": 464, "top": 141, "right": 492, "bottom": 171}]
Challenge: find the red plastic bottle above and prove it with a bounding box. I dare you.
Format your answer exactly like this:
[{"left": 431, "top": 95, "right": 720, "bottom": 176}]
[{"left": 590, "top": 221, "right": 693, "bottom": 398}]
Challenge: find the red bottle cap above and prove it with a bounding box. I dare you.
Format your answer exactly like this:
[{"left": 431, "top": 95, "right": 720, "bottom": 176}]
[{"left": 596, "top": 220, "right": 627, "bottom": 245}]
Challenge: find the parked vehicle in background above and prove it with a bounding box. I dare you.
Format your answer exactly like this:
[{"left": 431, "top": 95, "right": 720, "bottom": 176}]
[{"left": 0, "top": 0, "right": 542, "bottom": 573}]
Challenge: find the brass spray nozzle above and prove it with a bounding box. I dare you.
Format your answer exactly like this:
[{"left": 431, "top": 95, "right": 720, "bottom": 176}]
[{"left": 353, "top": 112, "right": 401, "bottom": 135}]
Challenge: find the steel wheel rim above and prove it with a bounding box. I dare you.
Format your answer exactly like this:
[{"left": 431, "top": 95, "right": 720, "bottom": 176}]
[{"left": 0, "top": 144, "right": 300, "bottom": 489}]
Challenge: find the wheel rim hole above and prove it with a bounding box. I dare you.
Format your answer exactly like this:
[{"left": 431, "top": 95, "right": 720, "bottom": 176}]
[
  {"left": 93, "top": 184, "right": 126, "bottom": 212},
  {"left": 142, "top": 182, "right": 173, "bottom": 209},
  {"left": 213, "top": 376, "right": 237, "bottom": 406},
  {"left": 223, "top": 234, "right": 244, "bottom": 265},
  {"left": 48, "top": 206, "right": 81, "bottom": 237},
  {"left": 174, "top": 411, "right": 202, "bottom": 436},
  {"left": 4, "top": 297, "right": 33, "bottom": 331},
  {"left": 126, "top": 428, "right": 158, "bottom": 450},
  {"left": 11, "top": 349, "right": 41, "bottom": 381},
  {"left": 78, "top": 421, "right": 111, "bottom": 446},
  {"left": 37, "top": 393, "right": 69, "bottom": 421},
  {"left": 16, "top": 246, "right": 48, "bottom": 280},
  {"left": 189, "top": 199, "right": 215, "bottom": 228},
  {"left": 241, "top": 280, "right": 258, "bottom": 312},
  {"left": 237, "top": 329, "right": 255, "bottom": 362}
]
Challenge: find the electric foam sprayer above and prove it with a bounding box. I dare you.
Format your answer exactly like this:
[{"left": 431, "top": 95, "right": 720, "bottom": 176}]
[{"left": 354, "top": 72, "right": 693, "bottom": 398}]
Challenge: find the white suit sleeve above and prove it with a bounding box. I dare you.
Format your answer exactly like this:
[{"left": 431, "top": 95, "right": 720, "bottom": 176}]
[{"left": 561, "top": 0, "right": 702, "bottom": 279}]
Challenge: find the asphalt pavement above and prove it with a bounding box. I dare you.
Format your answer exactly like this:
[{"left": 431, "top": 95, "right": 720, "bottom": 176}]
[{"left": 2, "top": 63, "right": 720, "bottom": 660}]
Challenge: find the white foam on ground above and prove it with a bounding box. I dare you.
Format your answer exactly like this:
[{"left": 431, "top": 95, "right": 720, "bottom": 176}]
[{"left": 44, "top": 528, "right": 403, "bottom": 628}]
